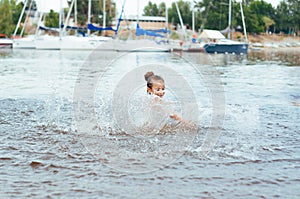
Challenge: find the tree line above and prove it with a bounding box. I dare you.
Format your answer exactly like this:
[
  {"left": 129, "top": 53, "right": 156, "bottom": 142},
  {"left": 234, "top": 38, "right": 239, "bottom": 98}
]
[
  {"left": 0, "top": 0, "right": 299, "bottom": 37},
  {"left": 0, "top": 0, "right": 116, "bottom": 36},
  {"left": 143, "top": 0, "right": 299, "bottom": 35}
]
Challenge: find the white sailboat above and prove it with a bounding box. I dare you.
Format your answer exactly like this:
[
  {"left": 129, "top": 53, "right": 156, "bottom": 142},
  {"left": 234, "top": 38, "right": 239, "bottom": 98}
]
[
  {"left": 60, "top": 0, "right": 112, "bottom": 50},
  {"left": 109, "top": 0, "right": 171, "bottom": 52},
  {"left": 13, "top": 0, "right": 112, "bottom": 50},
  {"left": 13, "top": 0, "right": 170, "bottom": 51},
  {"left": 13, "top": 35, "right": 36, "bottom": 49}
]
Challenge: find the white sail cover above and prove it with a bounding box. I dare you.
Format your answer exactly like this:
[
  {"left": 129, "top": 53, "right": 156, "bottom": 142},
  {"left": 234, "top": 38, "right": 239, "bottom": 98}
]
[
  {"left": 199, "top": 29, "right": 226, "bottom": 39},
  {"left": 35, "top": 0, "right": 69, "bottom": 13}
]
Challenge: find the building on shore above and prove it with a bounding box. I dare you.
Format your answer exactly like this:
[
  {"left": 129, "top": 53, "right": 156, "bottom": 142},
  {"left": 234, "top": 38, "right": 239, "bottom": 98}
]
[{"left": 118, "top": 16, "right": 167, "bottom": 31}]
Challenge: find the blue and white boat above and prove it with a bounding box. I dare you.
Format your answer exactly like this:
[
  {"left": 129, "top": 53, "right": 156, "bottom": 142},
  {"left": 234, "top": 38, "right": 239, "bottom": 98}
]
[
  {"left": 200, "top": 0, "right": 249, "bottom": 54},
  {"left": 199, "top": 29, "right": 248, "bottom": 54},
  {"left": 203, "top": 41, "right": 248, "bottom": 54}
]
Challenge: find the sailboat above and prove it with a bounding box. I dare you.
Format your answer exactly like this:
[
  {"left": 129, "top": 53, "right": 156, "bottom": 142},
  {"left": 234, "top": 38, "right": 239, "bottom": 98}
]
[
  {"left": 104, "top": 0, "right": 171, "bottom": 52},
  {"left": 200, "top": 0, "right": 248, "bottom": 54},
  {"left": 60, "top": 0, "right": 112, "bottom": 50},
  {"left": 18, "top": 0, "right": 112, "bottom": 50}
]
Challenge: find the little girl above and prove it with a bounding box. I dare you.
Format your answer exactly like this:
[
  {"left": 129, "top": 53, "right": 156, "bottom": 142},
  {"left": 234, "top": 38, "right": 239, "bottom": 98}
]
[{"left": 144, "top": 71, "right": 182, "bottom": 122}]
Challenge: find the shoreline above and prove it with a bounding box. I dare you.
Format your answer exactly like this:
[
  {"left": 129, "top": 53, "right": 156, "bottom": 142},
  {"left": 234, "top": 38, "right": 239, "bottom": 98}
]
[{"left": 239, "top": 33, "right": 300, "bottom": 49}]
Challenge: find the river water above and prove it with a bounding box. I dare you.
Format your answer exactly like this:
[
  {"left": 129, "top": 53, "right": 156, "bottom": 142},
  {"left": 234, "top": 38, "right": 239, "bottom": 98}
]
[{"left": 0, "top": 48, "right": 299, "bottom": 198}]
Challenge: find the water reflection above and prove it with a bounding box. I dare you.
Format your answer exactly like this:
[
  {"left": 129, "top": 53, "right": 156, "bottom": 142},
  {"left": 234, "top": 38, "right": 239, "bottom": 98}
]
[
  {"left": 248, "top": 48, "right": 300, "bottom": 66},
  {"left": 1, "top": 48, "right": 299, "bottom": 66},
  {"left": 0, "top": 49, "right": 299, "bottom": 198},
  {"left": 182, "top": 48, "right": 300, "bottom": 67},
  {"left": 0, "top": 49, "right": 13, "bottom": 58}
]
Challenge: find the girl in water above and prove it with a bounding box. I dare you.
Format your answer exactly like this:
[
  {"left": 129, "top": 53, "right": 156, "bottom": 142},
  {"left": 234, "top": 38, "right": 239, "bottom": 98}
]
[{"left": 144, "top": 71, "right": 182, "bottom": 122}]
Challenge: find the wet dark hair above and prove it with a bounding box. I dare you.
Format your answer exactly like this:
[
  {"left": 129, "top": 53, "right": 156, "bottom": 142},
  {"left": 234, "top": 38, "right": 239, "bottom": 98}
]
[{"left": 144, "top": 71, "right": 164, "bottom": 89}]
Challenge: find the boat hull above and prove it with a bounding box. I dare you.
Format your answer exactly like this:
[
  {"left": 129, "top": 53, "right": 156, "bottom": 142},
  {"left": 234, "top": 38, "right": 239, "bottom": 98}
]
[
  {"left": 112, "top": 39, "right": 171, "bottom": 52},
  {"left": 0, "top": 40, "right": 13, "bottom": 49},
  {"left": 60, "top": 36, "right": 111, "bottom": 50},
  {"left": 0, "top": 43, "right": 12, "bottom": 49},
  {"left": 204, "top": 43, "right": 248, "bottom": 54},
  {"left": 35, "top": 36, "right": 61, "bottom": 50},
  {"left": 0, "top": 34, "right": 13, "bottom": 49},
  {"left": 13, "top": 37, "right": 35, "bottom": 49}
]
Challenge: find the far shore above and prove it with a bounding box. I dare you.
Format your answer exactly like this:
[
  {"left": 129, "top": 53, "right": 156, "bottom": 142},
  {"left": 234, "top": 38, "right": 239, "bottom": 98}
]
[
  {"left": 234, "top": 32, "right": 300, "bottom": 49},
  {"left": 250, "top": 47, "right": 300, "bottom": 51}
]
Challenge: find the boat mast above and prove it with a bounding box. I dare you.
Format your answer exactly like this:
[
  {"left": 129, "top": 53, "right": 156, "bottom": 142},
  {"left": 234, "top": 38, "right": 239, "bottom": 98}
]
[
  {"left": 175, "top": 1, "right": 186, "bottom": 40},
  {"left": 88, "top": 0, "right": 91, "bottom": 35},
  {"left": 75, "top": 0, "right": 77, "bottom": 35},
  {"left": 13, "top": 0, "right": 28, "bottom": 37},
  {"left": 192, "top": 1, "right": 195, "bottom": 33},
  {"left": 21, "top": 0, "right": 33, "bottom": 36},
  {"left": 165, "top": 0, "right": 169, "bottom": 40},
  {"left": 103, "top": 0, "right": 106, "bottom": 34},
  {"left": 59, "top": 0, "right": 62, "bottom": 39},
  {"left": 240, "top": 2, "right": 248, "bottom": 43},
  {"left": 228, "top": 0, "right": 232, "bottom": 39},
  {"left": 115, "top": 0, "right": 126, "bottom": 36},
  {"left": 35, "top": 13, "right": 43, "bottom": 37},
  {"left": 137, "top": 0, "right": 140, "bottom": 24},
  {"left": 62, "top": 0, "right": 75, "bottom": 35}
]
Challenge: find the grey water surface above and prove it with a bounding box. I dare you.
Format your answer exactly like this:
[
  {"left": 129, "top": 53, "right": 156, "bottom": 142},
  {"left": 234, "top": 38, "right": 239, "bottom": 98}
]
[{"left": 0, "top": 48, "right": 299, "bottom": 198}]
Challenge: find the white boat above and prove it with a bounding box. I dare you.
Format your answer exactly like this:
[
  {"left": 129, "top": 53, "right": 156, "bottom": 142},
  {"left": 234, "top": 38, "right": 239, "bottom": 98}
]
[
  {"left": 13, "top": 35, "right": 36, "bottom": 49},
  {"left": 109, "top": 38, "right": 170, "bottom": 52},
  {"left": 35, "top": 35, "right": 61, "bottom": 50},
  {"left": 34, "top": 34, "right": 112, "bottom": 50},
  {"left": 0, "top": 34, "right": 13, "bottom": 49},
  {"left": 199, "top": 29, "right": 248, "bottom": 54},
  {"left": 35, "top": 0, "right": 109, "bottom": 50},
  {"left": 13, "top": 0, "right": 69, "bottom": 50},
  {"left": 60, "top": 35, "right": 112, "bottom": 50}
]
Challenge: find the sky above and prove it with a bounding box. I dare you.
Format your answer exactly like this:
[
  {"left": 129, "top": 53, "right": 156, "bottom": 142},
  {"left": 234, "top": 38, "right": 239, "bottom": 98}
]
[{"left": 115, "top": 0, "right": 282, "bottom": 16}]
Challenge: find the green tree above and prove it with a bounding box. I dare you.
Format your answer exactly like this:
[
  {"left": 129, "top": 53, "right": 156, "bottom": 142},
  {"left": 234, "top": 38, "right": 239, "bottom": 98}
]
[
  {"left": 11, "top": 0, "right": 24, "bottom": 27},
  {"left": 206, "top": 1, "right": 226, "bottom": 30},
  {"left": 45, "top": 10, "right": 59, "bottom": 28},
  {"left": 287, "top": 0, "right": 300, "bottom": 34},
  {"left": 0, "top": 0, "right": 14, "bottom": 36},
  {"left": 76, "top": 0, "right": 115, "bottom": 26},
  {"left": 262, "top": 16, "right": 275, "bottom": 32},
  {"left": 274, "top": 1, "right": 293, "bottom": 33},
  {"left": 158, "top": 2, "right": 166, "bottom": 16},
  {"left": 248, "top": 0, "right": 275, "bottom": 32},
  {"left": 195, "top": 0, "right": 228, "bottom": 31},
  {"left": 233, "top": 1, "right": 263, "bottom": 33},
  {"left": 168, "top": 0, "right": 192, "bottom": 29},
  {"left": 143, "top": 1, "right": 159, "bottom": 16},
  {"left": 76, "top": 0, "right": 88, "bottom": 26},
  {"left": 98, "top": 0, "right": 115, "bottom": 26}
]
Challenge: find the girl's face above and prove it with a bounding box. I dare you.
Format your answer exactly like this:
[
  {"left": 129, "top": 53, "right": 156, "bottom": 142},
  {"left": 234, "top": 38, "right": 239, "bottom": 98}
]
[{"left": 149, "top": 80, "right": 165, "bottom": 98}]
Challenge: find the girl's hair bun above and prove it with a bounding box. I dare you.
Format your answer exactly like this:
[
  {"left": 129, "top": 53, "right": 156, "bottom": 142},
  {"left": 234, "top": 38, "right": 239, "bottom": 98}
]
[{"left": 144, "top": 71, "right": 154, "bottom": 81}]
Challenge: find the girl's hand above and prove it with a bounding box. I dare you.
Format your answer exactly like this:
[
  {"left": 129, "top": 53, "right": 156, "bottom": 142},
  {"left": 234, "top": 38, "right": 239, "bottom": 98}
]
[
  {"left": 170, "top": 114, "right": 198, "bottom": 130},
  {"left": 170, "top": 114, "right": 182, "bottom": 121}
]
